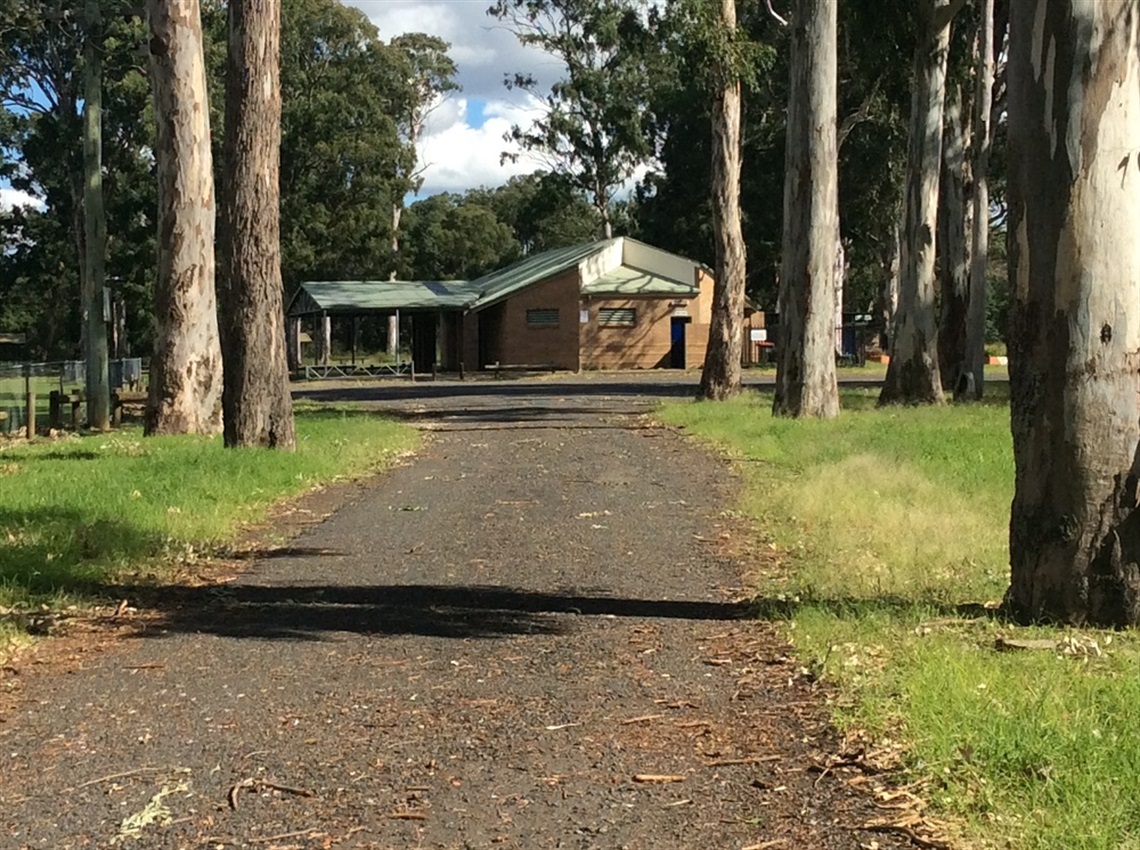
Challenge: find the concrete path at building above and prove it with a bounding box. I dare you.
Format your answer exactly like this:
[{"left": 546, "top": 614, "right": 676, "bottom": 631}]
[{"left": 1, "top": 376, "right": 905, "bottom": 849}]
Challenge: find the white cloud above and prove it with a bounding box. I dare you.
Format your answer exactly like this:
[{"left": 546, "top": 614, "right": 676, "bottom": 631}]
[
  {"left": 349, "top": 0, "right": 561, "bottom": 193},
  {"left": 351, "top": 0, "right": 564, "bottom": 101},
  {"left": 415, "top": 96, "right": 546, "bottom": 195},
  {"left": 0, "top": 187, "right": 44, "bottom": 212}
]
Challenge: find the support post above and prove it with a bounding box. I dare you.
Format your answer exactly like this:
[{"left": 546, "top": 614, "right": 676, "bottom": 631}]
[{"left": 25, "top": 391, "right": 34, "bottom": 439}]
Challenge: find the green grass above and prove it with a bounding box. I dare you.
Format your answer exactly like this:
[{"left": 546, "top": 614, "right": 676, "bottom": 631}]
[
  {"left": 659, "top": 389, "right": 1140, "bottom": 850},
  {"left": 0, "top": 405, "right": 417, "bottom": 622}
]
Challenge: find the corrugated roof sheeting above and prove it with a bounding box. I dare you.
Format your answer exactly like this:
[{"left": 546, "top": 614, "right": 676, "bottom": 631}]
[
  {"left": 289, "top": 280, "right": 476, "bottom": 315},
  {"left": 289, "top": 238, "right": 708, "bottom": 316},
  {"left": 465, "top": 239, "right": 612, "bottom": 310}
]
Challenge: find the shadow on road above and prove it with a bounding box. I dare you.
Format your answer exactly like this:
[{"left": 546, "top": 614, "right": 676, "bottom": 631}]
[{"left": 110, "top": 582, "right": 754, "bottom": 642}]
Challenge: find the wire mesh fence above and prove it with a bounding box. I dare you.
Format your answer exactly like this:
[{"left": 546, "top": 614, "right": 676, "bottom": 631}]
[{"left": 0, "top": 359, "right": 144, "bottom": 434}]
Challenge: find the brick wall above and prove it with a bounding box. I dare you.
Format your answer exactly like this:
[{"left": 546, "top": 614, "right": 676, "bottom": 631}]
[
  {"left": 485, "top": 268, "right": 581, "bottom": 370},
  {"left": 583, "top": 297, "right": 689, "bottom": 370}
]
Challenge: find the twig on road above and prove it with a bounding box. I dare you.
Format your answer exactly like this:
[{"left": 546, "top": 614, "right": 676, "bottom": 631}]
[
  {"left": 227, "top": 777, "right": 315, "bottom": 810},
  {"left": 74, "top": 766, "right": 167, "bottom": 789}
]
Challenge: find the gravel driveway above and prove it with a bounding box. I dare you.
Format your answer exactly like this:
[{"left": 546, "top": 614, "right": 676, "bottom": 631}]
[{"left": 1, "top": 376, "right": 905, "bottom": 849}]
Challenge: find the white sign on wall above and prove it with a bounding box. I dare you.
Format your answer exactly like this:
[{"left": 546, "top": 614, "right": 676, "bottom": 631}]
[
  {"left": 580, "top": 309, "right": 590, "bottom": 324},
  {"left": 750, "top": 329, "right": 767, "bottom": 342}
]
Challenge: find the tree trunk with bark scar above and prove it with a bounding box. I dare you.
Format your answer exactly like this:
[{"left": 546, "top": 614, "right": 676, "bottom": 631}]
[
  {"left": 218, "top": 0, "right": 296, "bottom": 450},
  {"left": 880, "top": 0, "right": 959, "bottom": 405},
  {"left": 773, "top": 0, "right": 839, "bottom": 419},
  {"left": 1007, "top": 0, "right": 1140, "bottom": 625},
  {"left": 145, "top": 0, "right": 224, "bottom": 436},
  {"left": 698, "top": 0, "right": 746, "bottom": 401},
  {"left": 962, "top": 0, "right": 995, "bottom": 401},
  {"left": 937, "top": 82, "right": 971, "bottom": 390}
]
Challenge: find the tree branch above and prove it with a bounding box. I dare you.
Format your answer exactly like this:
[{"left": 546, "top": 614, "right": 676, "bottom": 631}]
[
  {"left": 933, "top": 0, "right": 970, "bottom": 32},
  {"left": 837, "top": 79, "right": 880, "bottom": 150}
]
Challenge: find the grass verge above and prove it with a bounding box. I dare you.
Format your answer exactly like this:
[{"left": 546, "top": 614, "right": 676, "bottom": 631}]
[
  {"left": 0, "top": 405, "right": 417, "bottom": 644},
  {"left": 659, "top": 388, "right": 1140, "bottom": 850}
]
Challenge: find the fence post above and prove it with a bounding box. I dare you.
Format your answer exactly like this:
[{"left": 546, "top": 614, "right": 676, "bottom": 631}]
[{"left": 25, "top": 391, "right": 34, "bottom": 439}]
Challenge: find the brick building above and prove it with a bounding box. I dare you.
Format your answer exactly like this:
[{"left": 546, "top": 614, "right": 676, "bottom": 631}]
[{"left": 288, "top": 237, "right": 759, "bottom": 373}]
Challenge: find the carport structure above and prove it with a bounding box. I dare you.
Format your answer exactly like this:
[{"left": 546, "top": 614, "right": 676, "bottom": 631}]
[{"left": 285, "top": 279, "right": 475, "bottom": 378}]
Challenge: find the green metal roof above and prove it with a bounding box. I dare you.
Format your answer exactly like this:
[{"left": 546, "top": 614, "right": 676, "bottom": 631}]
[
  {"left": 288, "top": 280, "right": 476, "bottom": 315},
  {"left": 581, "top": 266, "right": 698, "bottom": 297},
  {"left": 289, "top": 238, "right": 706, "bottom": 316},
  {"left": 466, "top": 239, "right": 613, "bottom": 311}
]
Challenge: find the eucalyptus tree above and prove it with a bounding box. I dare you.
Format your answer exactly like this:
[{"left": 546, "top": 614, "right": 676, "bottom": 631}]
[
  {"left": 218, "top": 0, "right": 295, "bottom": 449},
  {"left": 1006, "top": 0, "right": 1140, "bottom": 625},
  {"left": 489, "top": 0, "right": 656, "bottom": 239},
  {"left": 772, "top": 0, "right": 839, "bottom": 419},
  {"left": 695, "top": 0, "right": 749, "bottom": 401},
  {"left": 82, "top": 0, "right": 110, "bottom": 429},
  {"left": 145, "top": 0, "right": 224, "bottom": 436},
  {"left": 387, "top": 32, "right": 458, "bottom": 354},
  {"left": 960, "top": 0, "right": 1002, "bottom": 399},
  {"left": 880, "top": 0, "right": 968, "bottom": 405}
]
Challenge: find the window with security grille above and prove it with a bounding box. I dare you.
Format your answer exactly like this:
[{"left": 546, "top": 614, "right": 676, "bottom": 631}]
[
  {"left": 526, "top": 308, "right": 560, "bottom": 327},
  {"left": 598, "top": 307, "right": 636, "bottom": 327}
]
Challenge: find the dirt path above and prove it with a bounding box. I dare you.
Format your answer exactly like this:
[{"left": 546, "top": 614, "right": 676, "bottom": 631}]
[{"left": 1, "top": 379, "right": 904, "bottom": 849}]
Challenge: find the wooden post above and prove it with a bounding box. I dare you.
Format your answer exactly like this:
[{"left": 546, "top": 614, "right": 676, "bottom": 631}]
[
  {"left": 49, "top": 390, "right": 62, "bottom": 429},
  {"left": 25, "top": 391, "right": 34, "bottom": 439}
]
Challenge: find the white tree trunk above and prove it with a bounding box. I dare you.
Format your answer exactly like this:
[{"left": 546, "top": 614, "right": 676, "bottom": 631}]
[
  {"left": 880, "top": 0, "right": 957, "bottom": 405},
  {"left": 773, "top": 0, "right": 839, "bottom": 418},
  {"left": 881, "top": 219, "right": 901, "bottom": 348},
  {"left": 937, "top": 82, "right": 972, "bottom": 390},
  {"left": 389, "top": 203, "right": 401, "bottom": 357},
  {"left": 834, "top": 240, "right": 845, "bottom": 357},
  {"left": 962, "top": 0, "right": 995, "bottom": 401},
  {"left": 145, "top": 0, "right": 224, "bottom": 436},
  {"left": 316, "top": 314, "right": 331, "bottom": 365},
  {"left": 697, "top": 0, "right": 746, "bottom": 401},
  {"left": 1007, "top": 0, "right": 1140, "bottom": 625}
]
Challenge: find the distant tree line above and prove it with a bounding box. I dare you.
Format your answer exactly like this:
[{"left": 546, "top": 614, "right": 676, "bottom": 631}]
[{"left": 1, "top": 0, "right": 1013, "bottom": 364}]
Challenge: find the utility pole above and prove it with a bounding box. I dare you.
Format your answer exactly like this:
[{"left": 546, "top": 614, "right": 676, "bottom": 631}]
[{"left": 83, "top": 0, "right": 111, "bottom": 430}]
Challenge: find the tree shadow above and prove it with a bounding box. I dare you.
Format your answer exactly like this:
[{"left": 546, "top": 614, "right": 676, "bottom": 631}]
[
  {"left": 0, "top": 507, "right": 166, "bottom": 598},
  {"left": 101, "top": 582, "right": 755, "bottom": 642}
]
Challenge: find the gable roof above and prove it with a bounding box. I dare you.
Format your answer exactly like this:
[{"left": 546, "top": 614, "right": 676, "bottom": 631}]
[
  {"left": 465, "top": 240, "right": 613, "bottom": 311},
  {"left": 289, "top": 237, "right": 709, "bottom": 317}
]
